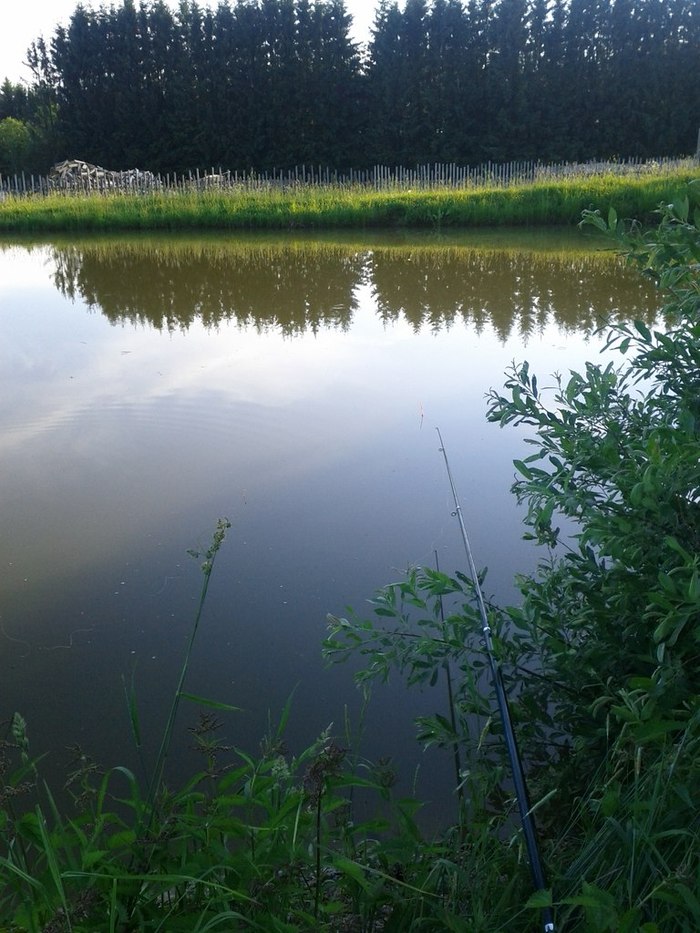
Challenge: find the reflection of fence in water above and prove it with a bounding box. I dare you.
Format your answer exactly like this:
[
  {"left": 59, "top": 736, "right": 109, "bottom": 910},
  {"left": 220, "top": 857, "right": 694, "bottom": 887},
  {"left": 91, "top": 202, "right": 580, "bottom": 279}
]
[{"left": 0, "top": 155, "right": 695, "bottom": 197}]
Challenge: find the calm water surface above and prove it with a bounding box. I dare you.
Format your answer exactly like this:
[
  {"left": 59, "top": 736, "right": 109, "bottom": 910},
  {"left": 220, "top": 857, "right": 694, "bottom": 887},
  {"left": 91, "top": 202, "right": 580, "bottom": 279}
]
[{"left": 0, "top": 229, "right": 658, "bottom": 826}]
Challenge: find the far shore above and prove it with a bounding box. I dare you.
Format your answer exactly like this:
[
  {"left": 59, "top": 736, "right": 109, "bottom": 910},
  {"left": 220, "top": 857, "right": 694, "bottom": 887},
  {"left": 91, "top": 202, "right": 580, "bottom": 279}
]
[{"left": 0, "top": 167, "right": 698, "bottom": 234}]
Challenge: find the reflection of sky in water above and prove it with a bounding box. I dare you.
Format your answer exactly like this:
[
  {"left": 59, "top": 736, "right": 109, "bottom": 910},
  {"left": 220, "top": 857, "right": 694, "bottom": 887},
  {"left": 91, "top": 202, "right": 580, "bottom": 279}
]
[
  {"left": 1, "top": 252, "right": 602, "bottom": 583},
  {"left": 0, "top": 237, "right": 657, "bottom": 827}
]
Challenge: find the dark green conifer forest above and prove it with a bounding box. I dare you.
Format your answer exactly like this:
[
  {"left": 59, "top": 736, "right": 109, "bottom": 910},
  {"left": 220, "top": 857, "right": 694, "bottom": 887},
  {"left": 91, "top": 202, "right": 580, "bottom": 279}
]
[{"left": 0, "top": 0, "right": 698, "bottom": 174}]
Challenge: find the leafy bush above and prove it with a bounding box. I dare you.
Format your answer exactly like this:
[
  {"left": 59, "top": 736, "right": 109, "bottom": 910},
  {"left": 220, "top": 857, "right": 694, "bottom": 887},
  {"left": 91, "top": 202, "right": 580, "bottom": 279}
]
[
  {"left": 0, "top": 117, "right": 31, "bottom": 174},
  {"left": 326, "top": 181, "right": 700, "bottom": 929}
]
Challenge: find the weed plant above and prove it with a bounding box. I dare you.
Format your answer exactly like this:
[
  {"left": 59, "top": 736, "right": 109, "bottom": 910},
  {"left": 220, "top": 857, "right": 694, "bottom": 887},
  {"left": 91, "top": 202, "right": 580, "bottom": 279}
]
[
  {"left": 0, "top": 168, "right": 698, "bottom": 233},
  {"left": 0, "top": 521, "right": 524, "bottom": 931}
]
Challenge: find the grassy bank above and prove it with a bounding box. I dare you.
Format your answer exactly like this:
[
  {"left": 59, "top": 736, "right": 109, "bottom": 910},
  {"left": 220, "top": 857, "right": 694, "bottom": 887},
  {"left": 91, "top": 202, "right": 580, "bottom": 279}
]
[{"left": 1, "top": 168, "right": 698, "bottom": 232}]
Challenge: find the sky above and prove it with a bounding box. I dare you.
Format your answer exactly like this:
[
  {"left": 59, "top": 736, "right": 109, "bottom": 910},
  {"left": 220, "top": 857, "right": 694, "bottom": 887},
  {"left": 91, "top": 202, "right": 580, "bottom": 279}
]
[{"left": 1, "top": 0, "right": 376, "bottom": 85}]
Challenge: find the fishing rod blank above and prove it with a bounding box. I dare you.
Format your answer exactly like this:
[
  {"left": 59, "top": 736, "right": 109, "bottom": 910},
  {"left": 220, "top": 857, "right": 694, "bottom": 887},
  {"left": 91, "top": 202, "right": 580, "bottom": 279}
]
[{"left": 436, "top": 427, "right": 555, "bottom": 933}]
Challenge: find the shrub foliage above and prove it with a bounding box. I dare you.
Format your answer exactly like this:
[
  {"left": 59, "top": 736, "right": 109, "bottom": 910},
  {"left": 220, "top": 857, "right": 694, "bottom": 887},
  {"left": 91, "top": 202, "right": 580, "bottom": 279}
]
[{"left": 326, "top": 181, "right": 700, "bottom": 929}]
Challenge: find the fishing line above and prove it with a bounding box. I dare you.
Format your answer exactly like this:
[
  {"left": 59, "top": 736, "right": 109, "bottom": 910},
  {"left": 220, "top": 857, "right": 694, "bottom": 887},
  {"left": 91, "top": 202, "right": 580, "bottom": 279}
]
[
  {"left": 0, "top": 617, "right": 97, "bottom": 654},
  {"left": 436, "top": 427, "right": 555, "bottom": 933}
]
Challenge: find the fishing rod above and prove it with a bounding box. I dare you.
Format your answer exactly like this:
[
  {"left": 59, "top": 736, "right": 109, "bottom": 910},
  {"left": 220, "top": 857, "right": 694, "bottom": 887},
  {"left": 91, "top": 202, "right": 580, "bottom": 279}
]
[{"left": 436, "top": 427, "right": 555, "bottom": 933}]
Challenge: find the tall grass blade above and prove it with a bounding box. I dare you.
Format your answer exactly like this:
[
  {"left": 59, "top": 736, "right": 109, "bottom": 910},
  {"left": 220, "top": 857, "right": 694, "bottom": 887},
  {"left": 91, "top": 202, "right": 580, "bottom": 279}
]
[
  {"left": 144, "top": 518, "right": 231, "bottom": 821},
  {"left": 34, "top": 805, "right": 72, "bottom": 929},
  {"left": 122, "top": 666, "right": 142, "bottom": 749},
  {"left": 179, "top": 692, "right": 241, "bottom": 712},
  {"left": 0, "top": 855, "right": 43, "bottom": 889}
]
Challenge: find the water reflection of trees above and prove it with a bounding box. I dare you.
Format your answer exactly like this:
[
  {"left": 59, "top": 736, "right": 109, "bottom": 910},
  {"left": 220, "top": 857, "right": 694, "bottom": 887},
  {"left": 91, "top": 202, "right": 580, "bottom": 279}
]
[
  {"left": 48, "top": 238, "right": 659, "bottom": 340},
  {"left": 369, "top": 247, "right": 659, "bottom": 340},
  {"left": 51, "top": 240, "right": 363, "bottom": 336}
]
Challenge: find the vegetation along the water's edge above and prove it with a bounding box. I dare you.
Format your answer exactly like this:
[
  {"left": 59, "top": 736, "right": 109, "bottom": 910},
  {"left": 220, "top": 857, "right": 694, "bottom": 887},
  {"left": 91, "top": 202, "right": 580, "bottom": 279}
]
[
  {"left": 1, "top": 167, "right": 699, "bottom": 233},
  {"left": 1, "top": 183, "right": 699, "bottom": 930}
]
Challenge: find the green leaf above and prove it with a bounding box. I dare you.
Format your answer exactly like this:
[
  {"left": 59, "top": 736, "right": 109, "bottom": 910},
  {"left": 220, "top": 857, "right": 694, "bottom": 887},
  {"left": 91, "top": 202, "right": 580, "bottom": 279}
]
[
  {"left": 332, "top": 856, "right": 372, "bottom": 892},
  {"left": 653, "top": 616, "right": 677, "bottom": 643},
  {"left": 652, "top": 881, "right": 700, "bottom": 917},
  {"left": 0, "top": 856, "right": 43, "bottom": 888},
  {"left": 611, "top": 705, "right": 638, "bottom": 723},
  {"left": 179, "top": 692, "right": 241, "bottom": 712},
  {"left": 82, "top": 849, "right": 109, "bottom": 868},
  {"left": 688, "top": 571, "right": 700, "bottom": 602},
  {"left": 513, "top": 459, "right": 534, "bottom": 479},
  {"left": 633, "top": 719, "right": 686, "bottom": 743},
  {"left": 634, "top": 319, "right": 652, "bottom": 342},
  {"left": 525, "top": 889, "right": 553, "bottom": 909},
  {"left": 665, "top": 536, "right": 692, "bottom": 560},
  {"left": 108, "top": 830, "right": 137, "bottom": 849},
  {"left": 561, "top": 893, "right": 612, "bottom": 909},
  {"left": 600, "top": 787, "right": 619, "bottom": 816},
  {"left": 672, "top": 196, "right": 689, "bottom": 222}
]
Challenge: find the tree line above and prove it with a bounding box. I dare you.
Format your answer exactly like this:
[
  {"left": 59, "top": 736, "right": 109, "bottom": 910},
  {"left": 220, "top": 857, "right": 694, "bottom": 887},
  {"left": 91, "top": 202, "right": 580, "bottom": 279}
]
[{"left": 1, "top": 0, "right": 698, "bottom": 176}]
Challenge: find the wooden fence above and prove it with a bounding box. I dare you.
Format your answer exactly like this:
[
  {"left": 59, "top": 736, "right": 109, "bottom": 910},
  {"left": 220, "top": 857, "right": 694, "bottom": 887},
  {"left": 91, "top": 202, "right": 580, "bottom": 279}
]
[{"left": 0, "top": 155, "right": 696, "bottom": 198}]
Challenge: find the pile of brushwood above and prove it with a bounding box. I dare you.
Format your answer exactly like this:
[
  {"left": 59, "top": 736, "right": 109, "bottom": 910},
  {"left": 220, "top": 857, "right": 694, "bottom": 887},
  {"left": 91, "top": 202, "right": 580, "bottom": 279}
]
[{"left": 1, "top": 183, "right": 698, "bottom": 931}]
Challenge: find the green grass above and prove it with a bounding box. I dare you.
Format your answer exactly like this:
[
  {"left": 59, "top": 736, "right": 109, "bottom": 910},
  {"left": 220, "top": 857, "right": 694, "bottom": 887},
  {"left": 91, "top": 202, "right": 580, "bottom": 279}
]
[
  {"left": 0, "top": 522, "right": 533, "bottom": 932},
  {"left": 1, "top": 168, "right": 698, "bottom": 232}
]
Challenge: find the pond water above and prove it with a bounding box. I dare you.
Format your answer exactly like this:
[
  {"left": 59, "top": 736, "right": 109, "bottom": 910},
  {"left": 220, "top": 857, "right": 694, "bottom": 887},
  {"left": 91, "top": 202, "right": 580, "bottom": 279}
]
[{"left": 0, "top": 228, "right": 659, "bottom": 827}]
